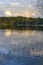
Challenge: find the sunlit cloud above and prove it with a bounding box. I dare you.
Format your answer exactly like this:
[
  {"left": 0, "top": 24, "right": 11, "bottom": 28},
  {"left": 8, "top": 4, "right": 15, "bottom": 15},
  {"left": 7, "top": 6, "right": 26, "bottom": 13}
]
[
  {"left": 32, "top": 12, "right": 36, "bottom": 16},
  {"left": 13, "top": 10, "right": 37, "bottom": 17},
  {"left": 4, "top": 11, "right": 12, "bottom": 16},
  {"left": 23, "top": 10, "right": 37, "bottom": 17},
  {"left": 14, "top": 10, "right": 32, "bottom": 17},
  {"left": 3, "top": 10, "right": 37, "bottom": 17},
  {"left": 4, "top": 30, "right": 12, "bottom": 37},
  {"left": 24, "top": 10, "right": 31, "bottom": 17},
  {"left": 0, "top": 0, "right": 42, "bottom": 17}
]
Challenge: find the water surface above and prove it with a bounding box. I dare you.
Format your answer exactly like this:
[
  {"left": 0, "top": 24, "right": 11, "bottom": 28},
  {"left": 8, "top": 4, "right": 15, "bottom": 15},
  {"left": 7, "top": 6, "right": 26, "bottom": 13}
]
[{"left": 0, "top": 30, "right": 43, "bottom": 65}]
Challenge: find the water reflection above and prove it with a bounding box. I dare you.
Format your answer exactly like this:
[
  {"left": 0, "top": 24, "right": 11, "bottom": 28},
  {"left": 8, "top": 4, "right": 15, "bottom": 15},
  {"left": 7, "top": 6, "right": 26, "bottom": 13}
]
[
  {"left": 0, "top": 30, "right": 43, "bottom": 51},
  {"left": 4, "top": 30, "right": 12, "bottom": 37}
]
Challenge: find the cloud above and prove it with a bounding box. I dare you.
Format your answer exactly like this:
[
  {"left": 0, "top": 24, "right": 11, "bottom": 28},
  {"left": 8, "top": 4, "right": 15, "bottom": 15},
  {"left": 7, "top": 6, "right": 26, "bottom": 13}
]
[
  {"left": 24, "top": 10, "right": 31, "bottom": 17},
  {"left": 32, "top": 12, "right": 36, "bottom": 16},
  {"left": 28, "top": 4, "right": 32, "bottom": 8},
  {"left": 3, "top": 9, "right": 37, "bottom": 17},
  {"left": 13, "top": 10, "right": 37, "bottom": 17},
  {"left": 0, "top": 0, "right": 42, "bottom": 17},
  {"left": 11, "top": 2, "right": 19, "bottom": 6},
  {"left": 13, "top": 13, "right": 19, "bottom": 16},
  {"left": 0, "top": 2, "right": 39, "bottom": 17},
  {"left": 0, "top": 2, "right": 23, "bottom": 7},
  {"left": 12, "top": 10, "right": 31, "bottom": 17},
  {"left": 36, "top": 0, "right": 43, "bottom": 17},
  {"left": 10, "top": 2, "right": 23, "bottom": 7},
  {"left": 22, "top": 10, "right": 37, "bottom": 17},
  {"left": 4, "top": 11, "right": 12, "bottom": 16}
]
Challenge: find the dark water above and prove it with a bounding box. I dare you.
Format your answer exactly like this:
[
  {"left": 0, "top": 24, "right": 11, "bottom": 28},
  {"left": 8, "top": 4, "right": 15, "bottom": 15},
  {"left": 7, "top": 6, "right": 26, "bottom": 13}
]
[{"left": 0, "top": 30, "right": 43, "bottom": 65}]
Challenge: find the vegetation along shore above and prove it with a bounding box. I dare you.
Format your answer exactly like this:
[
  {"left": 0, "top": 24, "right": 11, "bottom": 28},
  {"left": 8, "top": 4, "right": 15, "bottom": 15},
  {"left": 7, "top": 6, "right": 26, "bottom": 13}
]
[{"left": 0, "top": 16, "right": 43, "bottom": 30}]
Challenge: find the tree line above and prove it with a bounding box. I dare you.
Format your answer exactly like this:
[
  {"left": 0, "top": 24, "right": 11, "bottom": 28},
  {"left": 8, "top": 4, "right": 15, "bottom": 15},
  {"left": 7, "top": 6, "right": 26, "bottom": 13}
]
[{"left": 0, "top": 16, "right": 43, "bottom": 30}]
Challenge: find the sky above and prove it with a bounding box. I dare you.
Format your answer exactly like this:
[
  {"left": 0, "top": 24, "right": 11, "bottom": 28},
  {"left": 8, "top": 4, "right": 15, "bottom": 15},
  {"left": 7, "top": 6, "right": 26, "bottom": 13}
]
[{"left": 0, "top": 0, "right": 43, "bottom": 17}]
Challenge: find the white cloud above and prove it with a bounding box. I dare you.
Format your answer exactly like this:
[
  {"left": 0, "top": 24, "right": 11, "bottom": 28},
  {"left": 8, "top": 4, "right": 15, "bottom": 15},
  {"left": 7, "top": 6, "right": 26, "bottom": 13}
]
[
  {"left": 10, "top": 2, "right": 23, "bottom": 7},
  {"left": 4, "top": 11, "right": 12, "bottom": 16},
  {"left": 11, "top": 2, "right": 19, "bottom": 6},
  {"left": 28, "top": 4, "right": 32, "bottom": 8}
]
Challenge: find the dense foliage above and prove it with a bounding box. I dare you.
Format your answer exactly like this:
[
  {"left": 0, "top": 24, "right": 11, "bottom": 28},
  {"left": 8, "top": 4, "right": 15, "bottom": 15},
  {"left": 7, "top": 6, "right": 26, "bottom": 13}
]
[{"left": 0, "top": 16, "right": 43, "bottom": 30}]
